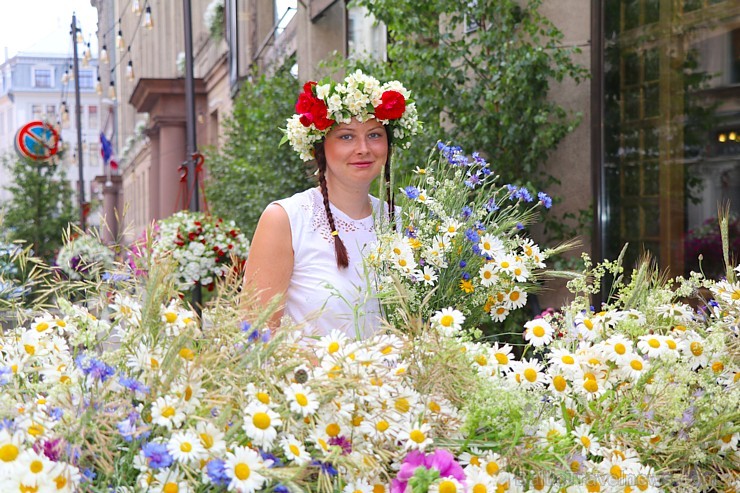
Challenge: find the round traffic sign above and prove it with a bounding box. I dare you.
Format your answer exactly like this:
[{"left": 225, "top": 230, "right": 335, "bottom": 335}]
[{"left": 14, "top": 120, "right": 60, "bottom": 162}]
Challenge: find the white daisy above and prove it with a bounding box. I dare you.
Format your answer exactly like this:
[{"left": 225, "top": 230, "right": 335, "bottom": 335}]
[
  {"left": 431, "top": 308, "right": 466, "bottom": 336},
  {"left": 167, "top": 430, "right": 207, "bottom": 465},
  {"left": 152, "top": 468, "right": 192, "bottom": 493},
  {"left": 420, "top": 265, "right": 439, "bottom": 286},
  {"left": 196, "top": 421, "right": 227, "bottom": 456},
  {"left": 523, "top": 319, "right": 554, "bottom": 347},
  {"left": 343, "top": 478, "right": 374, "bottom": 493},
  {"left": 429, "top": 477, "right": 464, "bottom": 493},
  {"left": 224, "top": 446, "right": 269, "bottom": 493},
  {"left": 503, "top": 287, "right": 527, "bottom": 310},
  {"left": 478, "top": 234, "right": 505, "bottom": 257},
  {"left": 243, "top": 403, "right": 282, "bottom": 450},
  {"left": 479, "top": 263, "right": 499, "bottom": 288},
  {"left": 397, "top": 421, "right": 433, "bottom": 451},
  {"left": 571, "top": 423, "right": 601, "bottom": 455},
  {"left": 283, "top": 383, "right": 320, "bottom": 417},
  {"left": 151, "top": 395, "right": 187, "bottom": 429},
  {"left": 280, "top": 434, "right": 312, "bottom": 465}
]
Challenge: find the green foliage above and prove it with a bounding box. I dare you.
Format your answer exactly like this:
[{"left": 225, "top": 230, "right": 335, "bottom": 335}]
[
  {"left": 1, "top": 155, "right": 76, "bottom": 263},
  {"left": 205, "top": 64, "right": 312, "bottom": 237},
  {"left": 344, "top": 0, "right": 589, "bottom": 242}
]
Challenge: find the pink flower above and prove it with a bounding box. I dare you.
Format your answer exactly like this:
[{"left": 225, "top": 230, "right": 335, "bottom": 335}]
[{"left": 391, "top": 449, "right": 464, "bottom": 493}]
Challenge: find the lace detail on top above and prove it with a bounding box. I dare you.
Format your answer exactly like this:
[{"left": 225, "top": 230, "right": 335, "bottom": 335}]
[{"left": 303, "top": 188, "right": 378, "bottom": 246}]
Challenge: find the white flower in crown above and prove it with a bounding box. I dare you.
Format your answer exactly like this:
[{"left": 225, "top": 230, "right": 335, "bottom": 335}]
[{"left": 283, "top": 70, "right": 422, "bottom": 161}]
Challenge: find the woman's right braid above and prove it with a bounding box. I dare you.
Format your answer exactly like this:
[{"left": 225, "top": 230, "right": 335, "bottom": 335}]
[{"left": 315, "top": 144, "right": 350, "bottom": 269}]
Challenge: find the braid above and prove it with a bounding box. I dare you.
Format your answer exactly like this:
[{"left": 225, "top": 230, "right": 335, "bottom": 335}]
[
  {"left": 315, "top": 143, "right": 350, "bottom": 269},
  {"left": 384, "top": 131, "right": 395, "bottom": 225}
]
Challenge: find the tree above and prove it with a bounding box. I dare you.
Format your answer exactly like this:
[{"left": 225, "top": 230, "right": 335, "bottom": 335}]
[
  {"left": 205, "top": 62, "right": 312, "bottom": 237},
  {"left": 345, "top": 0, "right": 588, "bottom": 242},
  {"left": 1, "top": 155, "right": 76, "bottom": 263}
]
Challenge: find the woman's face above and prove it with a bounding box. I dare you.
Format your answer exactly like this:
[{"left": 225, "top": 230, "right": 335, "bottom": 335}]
[{"left": 323, "top": 118, "right": 388, "bottom": 191}]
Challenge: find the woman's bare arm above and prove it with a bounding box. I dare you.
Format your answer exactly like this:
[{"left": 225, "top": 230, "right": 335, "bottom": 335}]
[{"left": 242, "top": 203, "right": 294, "bottom": 328}]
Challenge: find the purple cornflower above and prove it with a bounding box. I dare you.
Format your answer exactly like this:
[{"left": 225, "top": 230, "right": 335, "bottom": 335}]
[
  {"left": 240, "top": 320, "right": 252, "bottom": 332},
  {"left": 472, "top": 152, "right": 488, "bottom": 167},
  {"left": 206, "top": 459, "right": 230, "bottom": 486},
  {"left": 142, "top": 442, "right": 173, "bottom": 469},
  {"left": 34, "top": 437, "right": 63, "bottom": 461},
  {"left": 537, "top": 191, "right": 553, "bottom": 209},
  {"left": 460, "top": 206, "right": 472, "bottom": 219},
  {"left": 515, "top": 187, "right": 534, "bottom": 202}
]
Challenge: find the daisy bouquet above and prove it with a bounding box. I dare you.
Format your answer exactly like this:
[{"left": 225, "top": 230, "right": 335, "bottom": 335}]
[
  {"left": 152, "top": 210, "right": 250, "bottom": 291},
  {"left": 426, "top": 254, "right": 740, "bottom": 492},
  {"left": 369, "top": 142, "right": 560, "bottom": 333},
  {"left": 0, "top": 260, "right": 472, "bottom": 492},
  {"left": 55, "top": 233, "right": 115, "bottom": 281}
]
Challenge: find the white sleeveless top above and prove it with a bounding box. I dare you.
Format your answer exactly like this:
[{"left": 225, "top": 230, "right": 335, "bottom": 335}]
[{"left": 274, "top": 187, "right": 384, "bottom": 339}]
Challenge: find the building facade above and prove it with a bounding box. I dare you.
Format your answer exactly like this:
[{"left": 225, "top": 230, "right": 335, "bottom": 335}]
[
  {"left": 94, "top": 0, "right": 740, "bottom": 298},
  {"left": 0, "top": 51, "right": 102, "bottom": 227}
]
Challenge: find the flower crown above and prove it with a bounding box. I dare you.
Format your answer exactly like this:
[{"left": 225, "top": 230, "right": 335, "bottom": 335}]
[{"left": 283, "top": 70, "right": 422, "bottom": 161}]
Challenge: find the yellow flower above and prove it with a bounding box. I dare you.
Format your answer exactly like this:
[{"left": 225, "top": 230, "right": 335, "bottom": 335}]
[{"left": 459, "top": 279, "right": 474, "bottom": 293}]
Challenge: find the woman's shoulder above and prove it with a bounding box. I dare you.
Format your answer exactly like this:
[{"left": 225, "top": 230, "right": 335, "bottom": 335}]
[{"left": 274, "top": 188, "right": 318, "bottom": 210}]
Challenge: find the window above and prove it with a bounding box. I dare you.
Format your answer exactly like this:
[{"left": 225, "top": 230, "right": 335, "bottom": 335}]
[
  {"left": 31, "top": 104, "right": 43, "bottom": 120},
  {"left": 275, "top": 0, "right": 297, "bottom": 36},
  {"left": 33, "top": 68, "right": 52, "bottom": 88},
  {"left": 88, "top": 105, "right": 98, "bottom": 129},
  {"left": 46, "top": 105, "right": 55, "bottom": 120},
  {"left": 347, "top": 6, "right": 387, "bottom": 61},
  {"left": 602, "top": 0, "right": 740, "bottom": 279},
  {"left": 79, "top": 70, "right": 94, "bottom": 89}
]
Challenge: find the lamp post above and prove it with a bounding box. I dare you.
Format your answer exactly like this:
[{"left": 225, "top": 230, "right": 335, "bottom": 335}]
[
  {"left": 71, "top": 13, "right": 86, "bottom": 231},
  {"left": 183, "top": 0, "right": 202, "bottom": 313}
]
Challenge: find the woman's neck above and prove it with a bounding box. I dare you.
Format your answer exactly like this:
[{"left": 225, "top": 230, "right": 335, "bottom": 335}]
[{"left": 323, "top": 179, "right": 372, "bottom": 220}]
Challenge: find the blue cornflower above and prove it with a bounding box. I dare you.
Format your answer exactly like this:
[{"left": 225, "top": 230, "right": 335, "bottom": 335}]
[
  {"left": 480, "top": 166, "right": 492, "bottom": 176},
  {"left": 538, "top": 191, "right": 553, "bottom": 209},
  {"left": 460, "top": 206, "right": 472, "bottom": 219},
  {"left": 102, "top": 272, "right": 130, "bottom": 282},
  {"left": 516, "top": 187, "right": 534, "bottom": 202},
  {"left": 142, "top": 442, "right": 173, "bottom": 469},
  {"left": 81, "top": 468, "right": 96, "bottom": 483},
  {"left": 119, "top": 376, "right": 150, "bottom": 394},
  {"left": 516, "top": 222, "right": 524, "bottom": 230},
  {"left": 486, "top": 197, "right": 499, "bottom": 212},
  {"left": 459, "top": 260, "right": 467, "bottom": 268},
  {"left": 206, "top": 459, "right": 230, "bottom": 486},
  {"left": 312, "top": 460, "right": 338, "bottom": 476},
  {"left": 472, "top": 151, "right": 488, "bottom": 167},
  {"left": 117, "top": 416, "right": 137, "bottom": 443},
  {"left": 405, "top": 227, "right": 417, "bottom": 238},
  {"left": 461, "top": 271, "right": 471, "bottom": 281},
  {"left": 260, "top": 450, "right": 284, "bottom": 467},
  {"left": 75, "top": 354, "right": 115, "bottom": 382},
  {"left": 274, "top": 484, "right": 290, "bottom": 493},
  {"left": 240, "top": 320, "right": 252, "bottom": 332},
  {"left": 464, "top": 228, "right": 480, "bottom": 243},
  {"left": 403, "top": 186, "right": 420, "bottom": 199},
  {"left": 506, "top": 184, "right": 518, "bottom": 193},
  {"left": 48, "top": 408, "right": 64, "bottom": 421},
  {"left": 464, "top": 171, "right": 482, "bottom": 189},
  {"left": 0, "top": 367, "right": 11, "bottom": 386}
]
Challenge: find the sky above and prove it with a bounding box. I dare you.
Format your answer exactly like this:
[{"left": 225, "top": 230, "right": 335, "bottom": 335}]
[{"left": 0, "top": 0, "right": 98, "bottom": 60}]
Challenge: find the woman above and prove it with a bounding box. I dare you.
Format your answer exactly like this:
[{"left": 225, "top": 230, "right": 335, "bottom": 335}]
[{"left": 243, "top": 70, "right": 421, "bottom": 338}]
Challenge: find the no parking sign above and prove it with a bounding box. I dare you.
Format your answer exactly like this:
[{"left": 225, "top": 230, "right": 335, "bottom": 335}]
[{"left": 14, "top": 120, "right": 60, "bottom": 162}]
